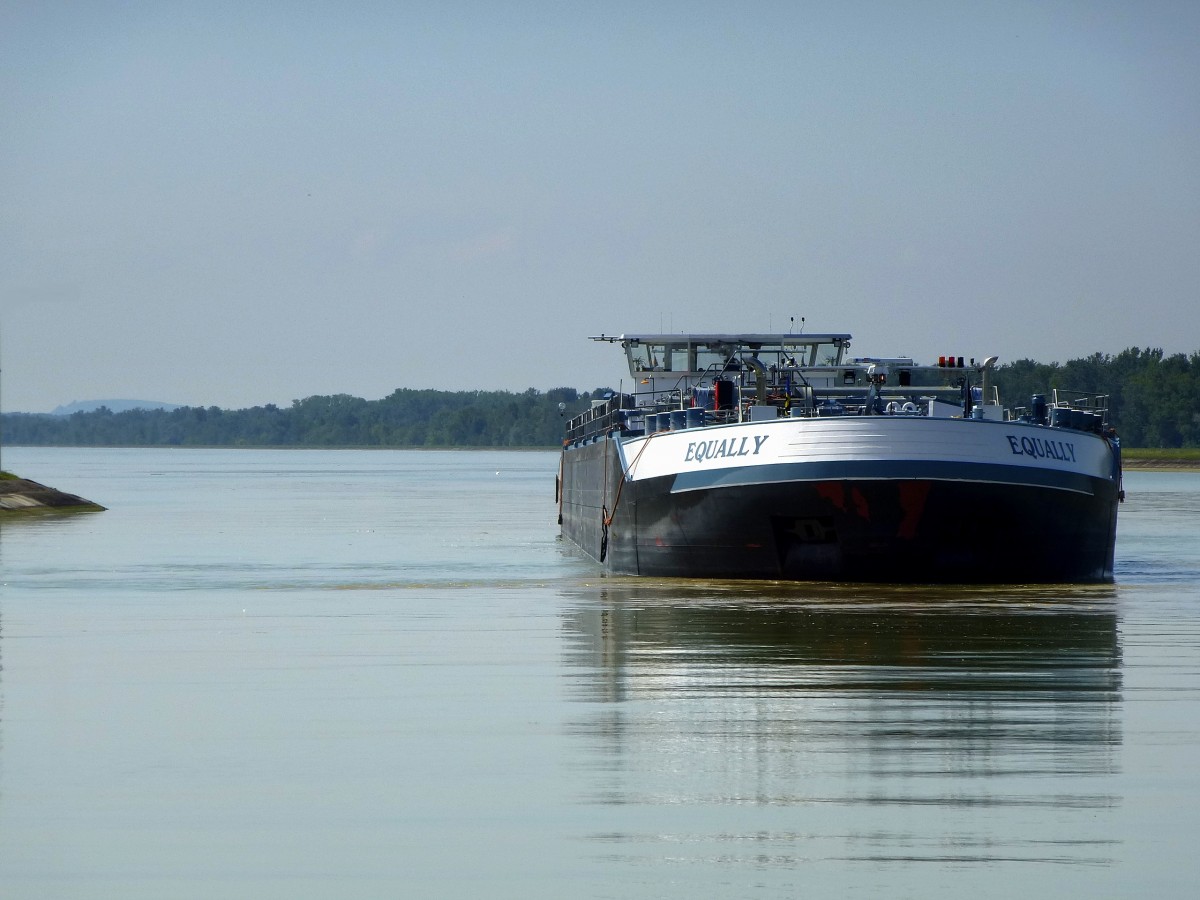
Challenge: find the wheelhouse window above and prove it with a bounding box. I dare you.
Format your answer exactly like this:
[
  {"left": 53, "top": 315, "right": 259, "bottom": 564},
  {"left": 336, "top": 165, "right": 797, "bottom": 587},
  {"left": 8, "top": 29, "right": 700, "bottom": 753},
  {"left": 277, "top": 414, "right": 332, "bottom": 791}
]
[
  {"left": 627, "top": 341, "right": 685, "bottom": 372},
  {"left": 622, "top": 335, "right": 849, "bottom": 375},
  {"left": 806, "top": 341, "right": 845, "bottom": 366},
  {"left": 693, "top": 343, "right": 738, "bottom": 374}
]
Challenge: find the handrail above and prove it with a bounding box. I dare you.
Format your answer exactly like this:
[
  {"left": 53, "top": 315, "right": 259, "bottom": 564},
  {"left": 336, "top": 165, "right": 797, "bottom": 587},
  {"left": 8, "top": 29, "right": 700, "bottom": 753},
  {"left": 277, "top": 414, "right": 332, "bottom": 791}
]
[{"left": 1051, "top": 389, "right": 1111, "bottom": 425}]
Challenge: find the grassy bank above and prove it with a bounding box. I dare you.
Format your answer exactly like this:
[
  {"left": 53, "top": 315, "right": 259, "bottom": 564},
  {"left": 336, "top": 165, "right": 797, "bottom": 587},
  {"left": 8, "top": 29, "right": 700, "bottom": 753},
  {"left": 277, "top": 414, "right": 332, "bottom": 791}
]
[{"left": 1122, "top": 448, "right": 1200, "bottom": 468}]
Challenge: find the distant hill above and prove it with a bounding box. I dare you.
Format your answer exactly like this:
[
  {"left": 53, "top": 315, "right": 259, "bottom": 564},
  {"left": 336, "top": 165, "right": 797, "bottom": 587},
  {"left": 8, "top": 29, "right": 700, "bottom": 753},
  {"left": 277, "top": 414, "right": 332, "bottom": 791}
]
[{"left": 50, "top": 399, "right": 183, "bottom": 416}]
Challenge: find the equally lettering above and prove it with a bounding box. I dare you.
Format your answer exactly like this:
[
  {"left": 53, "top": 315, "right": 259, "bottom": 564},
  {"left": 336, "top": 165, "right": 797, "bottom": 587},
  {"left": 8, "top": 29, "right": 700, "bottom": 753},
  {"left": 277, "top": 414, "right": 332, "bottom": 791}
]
[
  {"left": 684, "top": 434, "right": 770, "bottom": 464},
  {"left": 1006, "top": 434, "right": 1077, "bottom": 462}
]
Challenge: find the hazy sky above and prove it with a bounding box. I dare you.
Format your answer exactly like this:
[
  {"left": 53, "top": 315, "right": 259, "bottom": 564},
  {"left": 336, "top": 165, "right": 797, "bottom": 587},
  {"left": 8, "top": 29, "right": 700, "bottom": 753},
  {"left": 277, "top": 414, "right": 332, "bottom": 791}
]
[{"left": 3, "top": 1, "right": 1198, "bottom": 412}]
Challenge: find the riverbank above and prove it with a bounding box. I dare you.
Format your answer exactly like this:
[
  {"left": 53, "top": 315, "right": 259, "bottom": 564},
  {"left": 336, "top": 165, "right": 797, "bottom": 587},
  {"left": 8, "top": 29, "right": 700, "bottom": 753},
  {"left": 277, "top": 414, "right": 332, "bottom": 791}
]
[
  {"left": 1122, "top": 449, "right": 1200, "bottom": 470},
  {"left": 0, "top": 471, "right": 105, "bottom": 513}
]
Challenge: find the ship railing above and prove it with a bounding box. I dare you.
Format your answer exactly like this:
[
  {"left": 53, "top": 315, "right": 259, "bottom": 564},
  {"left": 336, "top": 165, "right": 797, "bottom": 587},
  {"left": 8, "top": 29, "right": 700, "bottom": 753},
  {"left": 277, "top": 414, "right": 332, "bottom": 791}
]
[
  {"left": 566, "top": 385, "right": 733, "bottom": 444},
  {"left": 563, "top": 392, "right": 635, "bottom": 444},
  {"left": 563, "top": 382, "right": 983, "bottom": 445},
  {"left": 1051, "top": 390, "right": 1111, "bottom": 427}
]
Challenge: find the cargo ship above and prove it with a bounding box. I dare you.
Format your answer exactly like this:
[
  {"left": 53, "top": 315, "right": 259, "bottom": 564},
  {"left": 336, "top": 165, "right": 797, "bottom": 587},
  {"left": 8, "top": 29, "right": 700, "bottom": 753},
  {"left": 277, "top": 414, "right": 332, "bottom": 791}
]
[{"left": 557, "top": 332, "right": 1122, "bottom": 583}]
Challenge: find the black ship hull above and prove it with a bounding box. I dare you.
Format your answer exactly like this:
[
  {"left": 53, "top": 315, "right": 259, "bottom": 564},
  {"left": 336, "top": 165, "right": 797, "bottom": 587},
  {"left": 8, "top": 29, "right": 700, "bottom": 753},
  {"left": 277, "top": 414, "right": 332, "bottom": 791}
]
[{"left": 560, "top": 437, "right": 1119, "bottom": 584}]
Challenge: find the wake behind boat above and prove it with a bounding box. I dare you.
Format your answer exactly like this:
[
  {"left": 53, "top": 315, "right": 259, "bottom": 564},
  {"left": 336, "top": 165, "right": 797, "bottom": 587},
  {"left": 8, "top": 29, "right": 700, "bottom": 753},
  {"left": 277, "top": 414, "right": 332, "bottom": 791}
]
[{"left": 557, "top": 333, "right": 1122, "bottom": 583}]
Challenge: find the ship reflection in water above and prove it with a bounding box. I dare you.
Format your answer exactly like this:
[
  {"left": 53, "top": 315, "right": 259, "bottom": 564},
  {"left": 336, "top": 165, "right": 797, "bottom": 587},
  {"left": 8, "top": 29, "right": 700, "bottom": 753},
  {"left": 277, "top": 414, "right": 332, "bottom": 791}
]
[{"left": 561, "top": 582, "right": 1121, "bottom": 879}]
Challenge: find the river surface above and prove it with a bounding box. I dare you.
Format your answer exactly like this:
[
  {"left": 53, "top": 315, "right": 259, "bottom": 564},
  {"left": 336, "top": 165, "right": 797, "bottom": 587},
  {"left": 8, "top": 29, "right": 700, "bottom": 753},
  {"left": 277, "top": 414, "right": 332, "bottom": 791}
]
[{"left": 1, "top": 448, "right": 1197, "bottom": 898}]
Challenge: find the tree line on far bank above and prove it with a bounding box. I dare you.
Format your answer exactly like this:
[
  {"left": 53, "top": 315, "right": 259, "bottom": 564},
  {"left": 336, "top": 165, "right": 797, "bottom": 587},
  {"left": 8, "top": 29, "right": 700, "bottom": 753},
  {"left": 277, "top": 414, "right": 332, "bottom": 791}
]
[
  {"left": 1, "top": 387, "right": 596, "bottom": 449},
  {"left": 991, "top": 347, "right": 1200, "bottom": 448},
  {"left": 3, "top": 347, "right": 1199, "bottom": 449}
]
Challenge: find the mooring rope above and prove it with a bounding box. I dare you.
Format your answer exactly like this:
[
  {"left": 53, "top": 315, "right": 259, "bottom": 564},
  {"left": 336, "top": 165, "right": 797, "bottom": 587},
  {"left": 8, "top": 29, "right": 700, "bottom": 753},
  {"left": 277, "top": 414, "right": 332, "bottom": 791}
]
[{"left": 599, "top": 430, "right": 658, "bottom": 561}]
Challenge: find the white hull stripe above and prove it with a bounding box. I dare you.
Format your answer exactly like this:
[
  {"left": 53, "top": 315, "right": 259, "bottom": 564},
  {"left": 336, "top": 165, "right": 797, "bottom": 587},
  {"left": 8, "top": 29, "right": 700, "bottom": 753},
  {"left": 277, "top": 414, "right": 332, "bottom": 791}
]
[{"left": 670, "top": 459, "right": 1102, "bottom": 495}]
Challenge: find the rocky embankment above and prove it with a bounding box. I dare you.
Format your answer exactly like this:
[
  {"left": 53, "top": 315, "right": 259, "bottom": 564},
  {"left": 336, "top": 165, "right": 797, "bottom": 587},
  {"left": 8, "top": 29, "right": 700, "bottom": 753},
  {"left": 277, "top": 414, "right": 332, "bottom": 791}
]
[{"left": 0, "top": 475, "right": 105, "bottom": 513}]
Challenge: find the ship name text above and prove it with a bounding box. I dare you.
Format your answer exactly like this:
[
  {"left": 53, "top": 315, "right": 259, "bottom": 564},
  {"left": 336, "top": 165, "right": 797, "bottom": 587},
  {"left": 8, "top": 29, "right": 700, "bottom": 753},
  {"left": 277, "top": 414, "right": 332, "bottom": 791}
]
[
  {"left": 684, "top": 435, "right": 769, "bottom": 464},
  {"left": 1006, "top": 434, "right": 1076, "bottom": 463}
]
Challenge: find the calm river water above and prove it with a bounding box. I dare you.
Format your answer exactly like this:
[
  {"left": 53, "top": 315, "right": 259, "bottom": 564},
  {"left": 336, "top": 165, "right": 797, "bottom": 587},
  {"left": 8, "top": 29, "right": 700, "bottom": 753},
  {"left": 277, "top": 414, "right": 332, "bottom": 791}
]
[{"left": 1, "top": 448, "right": 1197, "bottom": 898}]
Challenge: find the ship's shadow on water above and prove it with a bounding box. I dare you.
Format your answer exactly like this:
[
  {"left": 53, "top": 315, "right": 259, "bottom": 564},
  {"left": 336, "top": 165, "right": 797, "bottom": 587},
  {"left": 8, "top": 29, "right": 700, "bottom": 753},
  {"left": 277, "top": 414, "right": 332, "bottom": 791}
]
[{"left": 559, "top": 580, "right": 1123, "bottom": 871}]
